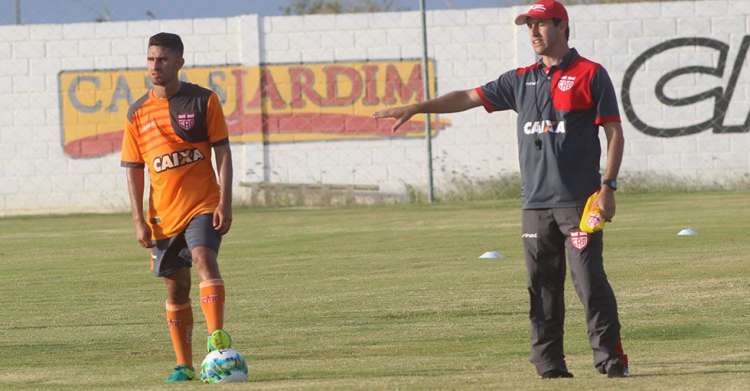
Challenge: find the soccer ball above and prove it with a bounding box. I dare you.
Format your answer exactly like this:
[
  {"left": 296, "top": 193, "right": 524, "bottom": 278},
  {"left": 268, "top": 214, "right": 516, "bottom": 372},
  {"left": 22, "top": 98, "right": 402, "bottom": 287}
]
[{"left": 200, "top": 348, "right": 248, "bottom": 383}]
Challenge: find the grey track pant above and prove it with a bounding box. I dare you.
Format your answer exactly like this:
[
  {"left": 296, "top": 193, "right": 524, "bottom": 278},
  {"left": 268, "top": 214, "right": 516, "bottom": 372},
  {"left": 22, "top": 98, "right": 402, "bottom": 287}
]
[{"left": 521, "top": 207, "right": 624, "bottom": 375}]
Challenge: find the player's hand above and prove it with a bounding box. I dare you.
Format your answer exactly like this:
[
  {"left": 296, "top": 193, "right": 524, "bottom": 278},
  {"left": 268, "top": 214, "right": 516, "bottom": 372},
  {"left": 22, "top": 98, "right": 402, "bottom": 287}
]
[
  {"left": 213, "top": 202, "right": 233, "bottom": 235},
  {"left": 135, "top": 221, "right": 154, "bottom": 248},
  {"left": 597, "top": 187, "right": 616, "bottom": 222},
  {"left": 372, "top": 104, "right": 418, "bottom": 132}
]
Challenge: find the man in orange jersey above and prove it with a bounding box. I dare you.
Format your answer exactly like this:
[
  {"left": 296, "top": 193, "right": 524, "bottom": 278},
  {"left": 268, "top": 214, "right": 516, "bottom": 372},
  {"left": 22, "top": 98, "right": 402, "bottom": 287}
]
[{"left": 120, "top": 32, "right": 234, "bottom": 383}]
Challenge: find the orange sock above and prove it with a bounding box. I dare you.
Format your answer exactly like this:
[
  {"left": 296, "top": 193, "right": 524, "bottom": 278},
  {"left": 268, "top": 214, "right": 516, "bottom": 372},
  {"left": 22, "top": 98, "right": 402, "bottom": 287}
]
[
  {"left": 166, "top": 301, "right": 193, "bottom": 367},
  {"left": 199, "top": 279, "right": 225, "bottom": 333}
]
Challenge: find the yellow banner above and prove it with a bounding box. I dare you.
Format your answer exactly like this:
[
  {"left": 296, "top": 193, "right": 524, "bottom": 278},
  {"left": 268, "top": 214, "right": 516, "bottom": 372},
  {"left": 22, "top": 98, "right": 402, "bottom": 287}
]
[{"left": 59, "top": 61, "right": 448, "bottom": 158}]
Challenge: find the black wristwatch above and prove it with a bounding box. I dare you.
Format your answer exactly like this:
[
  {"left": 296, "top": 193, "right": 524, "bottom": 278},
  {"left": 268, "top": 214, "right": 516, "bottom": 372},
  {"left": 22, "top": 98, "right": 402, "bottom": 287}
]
[{"left": 602, "top": 178, "right": 618, "bottom": 191}]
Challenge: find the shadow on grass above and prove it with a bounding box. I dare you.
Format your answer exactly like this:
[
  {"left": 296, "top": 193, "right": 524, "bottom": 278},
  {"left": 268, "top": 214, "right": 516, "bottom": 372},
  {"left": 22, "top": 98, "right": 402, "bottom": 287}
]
[
  {"left": 631, "top": 369, "right": 750, "bottom": 377},
  {"left": 629, "top": 358, "right": 750, "bottom": 377},
  {"left": 645, "top": 359, "right": 750, "bottom": 366},
  {"left": 379, "top": 309, "right": 524, "bottom": 321},
  {"left": 251, "top": 367, "right": 471, "bottom": 383},
  {"left": 625, "top": 324, "right": 716, "bottom": 341},
  {"left": 2, "top": 321, "right": 155, "bottom": 331}
]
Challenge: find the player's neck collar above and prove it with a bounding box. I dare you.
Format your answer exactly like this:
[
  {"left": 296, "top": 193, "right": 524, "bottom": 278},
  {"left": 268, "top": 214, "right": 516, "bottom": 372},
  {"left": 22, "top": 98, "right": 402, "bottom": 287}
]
[
  {"left": 538, "top": 48, "right": 578, "bottom": 72},
  {"left": 152, "top": 81, "right": 183, "bottom": 100}
]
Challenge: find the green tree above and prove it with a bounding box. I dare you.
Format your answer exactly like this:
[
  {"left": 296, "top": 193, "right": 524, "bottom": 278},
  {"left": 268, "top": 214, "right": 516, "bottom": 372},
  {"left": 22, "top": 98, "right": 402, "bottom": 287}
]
[{"left": 282, "top": 0, "right": 404, "bottom": 15}]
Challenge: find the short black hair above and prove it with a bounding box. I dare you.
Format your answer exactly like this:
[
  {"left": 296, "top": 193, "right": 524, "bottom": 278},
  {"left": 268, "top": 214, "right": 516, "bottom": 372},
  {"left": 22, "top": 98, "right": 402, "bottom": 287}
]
[
  {"left": 552, "top": 18, "right": 570, "bottom": 41},
  {"left": 148, "top": 32, "right": 184, "bottom": 56}
]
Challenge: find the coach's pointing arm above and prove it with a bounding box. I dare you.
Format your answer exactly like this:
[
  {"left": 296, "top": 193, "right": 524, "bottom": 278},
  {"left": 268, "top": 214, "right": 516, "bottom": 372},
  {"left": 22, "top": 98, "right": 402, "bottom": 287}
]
[{"left": 373, "top": 89, "right": 483, "bottom": 132}]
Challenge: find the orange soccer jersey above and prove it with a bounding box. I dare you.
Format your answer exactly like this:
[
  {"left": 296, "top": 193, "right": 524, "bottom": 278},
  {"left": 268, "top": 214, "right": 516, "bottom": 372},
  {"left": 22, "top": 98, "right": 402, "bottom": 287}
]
[{"left": 120, "top": 82, "right": 229, "bottom": 239}]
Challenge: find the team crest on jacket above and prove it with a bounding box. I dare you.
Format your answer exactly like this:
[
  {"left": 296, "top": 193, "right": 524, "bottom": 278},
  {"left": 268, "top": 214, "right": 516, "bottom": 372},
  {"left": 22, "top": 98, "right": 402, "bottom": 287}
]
[
  {"left": 558, "top": 75, "right": 576, "bottom": 92},
  {"left": 177, "top": 113, "right": 195, "bottom": 130},
  {"left": 570, "top": 230, "right": 588, "bottom": 250}
]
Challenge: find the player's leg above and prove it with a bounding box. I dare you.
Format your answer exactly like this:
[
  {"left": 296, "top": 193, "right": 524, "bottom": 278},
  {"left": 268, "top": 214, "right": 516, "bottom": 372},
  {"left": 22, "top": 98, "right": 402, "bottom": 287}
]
[
  {"left": 522, "top": 209, "right": 571, "bottom": 378},
  {"left": 164, "top": 268, "right": 194, "bottom": 373},
  {"left": 193, "top": 246, "right": 224, "bottom": 332},
  {"left": 184, "top": 214, "right": 230, "bottom": 351},
  {"left": 554, "top": 207, "right": 628, "bottom": 377},
  {"left": 154, "top": 234, "right": 196, "bottom": 382}
]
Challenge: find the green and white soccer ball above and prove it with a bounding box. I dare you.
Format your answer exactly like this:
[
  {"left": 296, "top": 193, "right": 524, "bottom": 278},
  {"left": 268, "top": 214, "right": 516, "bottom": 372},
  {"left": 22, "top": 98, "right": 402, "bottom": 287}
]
[{"left": 200, "top": 348, "right": 248, "bottom": 383}]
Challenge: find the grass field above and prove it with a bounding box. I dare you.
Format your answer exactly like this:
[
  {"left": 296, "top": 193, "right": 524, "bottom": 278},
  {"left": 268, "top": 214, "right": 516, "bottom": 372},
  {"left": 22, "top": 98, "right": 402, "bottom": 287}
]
[{"left": 0, "top": 192, "right": 748, "bottom": 390}]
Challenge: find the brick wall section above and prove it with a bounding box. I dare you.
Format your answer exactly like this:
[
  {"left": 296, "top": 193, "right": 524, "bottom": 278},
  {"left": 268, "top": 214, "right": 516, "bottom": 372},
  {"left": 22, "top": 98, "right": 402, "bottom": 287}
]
[{"left": 0, "top": 0, "right": 748, "bottom": 215}]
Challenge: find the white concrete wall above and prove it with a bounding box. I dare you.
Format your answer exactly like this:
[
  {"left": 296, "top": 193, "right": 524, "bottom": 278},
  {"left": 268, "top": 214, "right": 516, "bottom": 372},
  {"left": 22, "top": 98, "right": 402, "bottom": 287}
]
[
  {"left": 0, "top": 0, "right": 748, "bottom": 215},
  {"left": 249, "top": 8, "right": 518, "bottom": 194}
]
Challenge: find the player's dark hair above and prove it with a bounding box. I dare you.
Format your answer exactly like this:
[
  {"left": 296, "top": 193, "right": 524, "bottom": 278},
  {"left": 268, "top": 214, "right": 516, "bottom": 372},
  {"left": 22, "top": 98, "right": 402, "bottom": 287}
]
[
  {"left": 148, "top": 32, "right": 184, "bottom": 57},
  {"left": 553, "top": 18, "right": 570, "bottom": 41}
]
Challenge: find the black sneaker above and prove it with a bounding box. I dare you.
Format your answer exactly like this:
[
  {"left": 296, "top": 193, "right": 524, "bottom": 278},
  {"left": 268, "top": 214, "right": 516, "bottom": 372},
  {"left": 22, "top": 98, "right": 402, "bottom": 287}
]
[
  {"left": 541, "top": 369, "right": 574, "bottom": 379},
  {"left": 606, "top": 360, "right": 629, "bottom": 378}
]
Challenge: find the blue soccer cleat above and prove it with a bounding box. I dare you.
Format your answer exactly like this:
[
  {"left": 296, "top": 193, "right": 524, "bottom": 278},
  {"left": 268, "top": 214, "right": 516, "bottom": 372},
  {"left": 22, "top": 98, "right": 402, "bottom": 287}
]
[{"left": 165, "top": 365, "right": 195, "bottom": 382}]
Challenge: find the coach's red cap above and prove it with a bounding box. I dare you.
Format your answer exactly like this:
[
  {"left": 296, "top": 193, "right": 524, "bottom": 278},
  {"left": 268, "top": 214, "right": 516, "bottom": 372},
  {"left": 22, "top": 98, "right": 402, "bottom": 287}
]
[{"left": 514, "top": 0, "right": 569, "bottom": 25}]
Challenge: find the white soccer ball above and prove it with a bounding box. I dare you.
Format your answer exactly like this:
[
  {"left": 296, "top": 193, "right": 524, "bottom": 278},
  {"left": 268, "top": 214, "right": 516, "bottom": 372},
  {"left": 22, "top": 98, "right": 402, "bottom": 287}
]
[{"left": 200, "top": 348, "right": 248, "bottom": 383}]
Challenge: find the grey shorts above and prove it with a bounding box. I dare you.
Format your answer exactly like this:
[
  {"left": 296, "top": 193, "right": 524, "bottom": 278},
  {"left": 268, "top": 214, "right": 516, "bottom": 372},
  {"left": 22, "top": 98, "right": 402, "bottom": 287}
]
[{"left": 151, "top": 214, "right": 221, "bottom": 277}]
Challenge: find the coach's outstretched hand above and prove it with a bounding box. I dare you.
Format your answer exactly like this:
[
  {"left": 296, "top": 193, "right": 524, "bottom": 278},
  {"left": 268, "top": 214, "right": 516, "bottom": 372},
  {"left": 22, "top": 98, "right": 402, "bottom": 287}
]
[{"left": 373, "top": 104, "right": 418, "bottom": 132}]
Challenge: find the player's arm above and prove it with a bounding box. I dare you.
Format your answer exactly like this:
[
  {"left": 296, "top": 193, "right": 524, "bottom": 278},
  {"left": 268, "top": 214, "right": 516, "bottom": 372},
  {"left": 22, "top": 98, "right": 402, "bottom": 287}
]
[
  {"left": 373, "top": 89, "right": 483, "bottom": 132},
  {"left": 125, "top": 166, "right": 153, "bottom": 248},
  {"left": 598, "top": 121, "right": 624, "bottom": 221},
  {"left": 121, "top": 116, "right": 152, "bottom": 248},
  {"left": 207, "top": 91, "right": 233, "bottom": 235},
  {"left": 213, "top": 142, "right": 233, "bottom": 235},
  {"left": 214, "top": 144, "right": 233, "bottom": 208}
]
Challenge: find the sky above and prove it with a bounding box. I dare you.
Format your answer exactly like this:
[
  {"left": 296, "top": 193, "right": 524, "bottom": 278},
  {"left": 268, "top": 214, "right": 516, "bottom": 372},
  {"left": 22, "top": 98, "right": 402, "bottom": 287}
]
[{"left": 0, "top": 0, "right": 527, "bottom": 26}]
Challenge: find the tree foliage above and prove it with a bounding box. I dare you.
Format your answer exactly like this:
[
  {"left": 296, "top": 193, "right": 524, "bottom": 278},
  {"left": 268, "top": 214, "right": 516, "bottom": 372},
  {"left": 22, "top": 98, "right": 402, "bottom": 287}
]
[{"left": 282, "top": 0, "right": 403, "bottom": 15}]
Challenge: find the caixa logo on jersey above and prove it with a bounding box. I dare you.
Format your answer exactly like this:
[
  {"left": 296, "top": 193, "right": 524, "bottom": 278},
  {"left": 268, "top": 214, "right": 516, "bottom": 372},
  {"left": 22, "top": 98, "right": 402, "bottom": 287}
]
[
  {"left": 523, "top": 120, "right": 566, "bottom": 135},
  {"left": 622, "top": 36, "right": 750, "bottom": 137},
  {"left": 153, "top": 148, "right": 205, "bottom": 173}
]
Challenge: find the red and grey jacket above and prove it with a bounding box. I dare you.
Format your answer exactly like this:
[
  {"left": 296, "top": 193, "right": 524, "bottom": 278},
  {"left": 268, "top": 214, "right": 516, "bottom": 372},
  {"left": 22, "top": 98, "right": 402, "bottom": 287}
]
[{"left": 476, "top": 48, "right": 621, "bottom": 209}]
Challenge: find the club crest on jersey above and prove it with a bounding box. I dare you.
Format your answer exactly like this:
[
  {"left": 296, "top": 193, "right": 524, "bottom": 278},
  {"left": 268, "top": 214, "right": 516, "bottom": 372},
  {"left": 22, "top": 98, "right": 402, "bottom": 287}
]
[
  {"left": 558, "top": 75, "right": 576, "bottom": 92},
  {"left": 587, "top": 213, "right": 602, "bottom": 228},
  {"left": 153, "top": 148, "right": 205, "bottom": 173},
  {"left": 177, "top": 113, "right": 195, "bottom": 130},
  {"left": 570, "top": 230, "right": 588, "bottom": 250}
]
